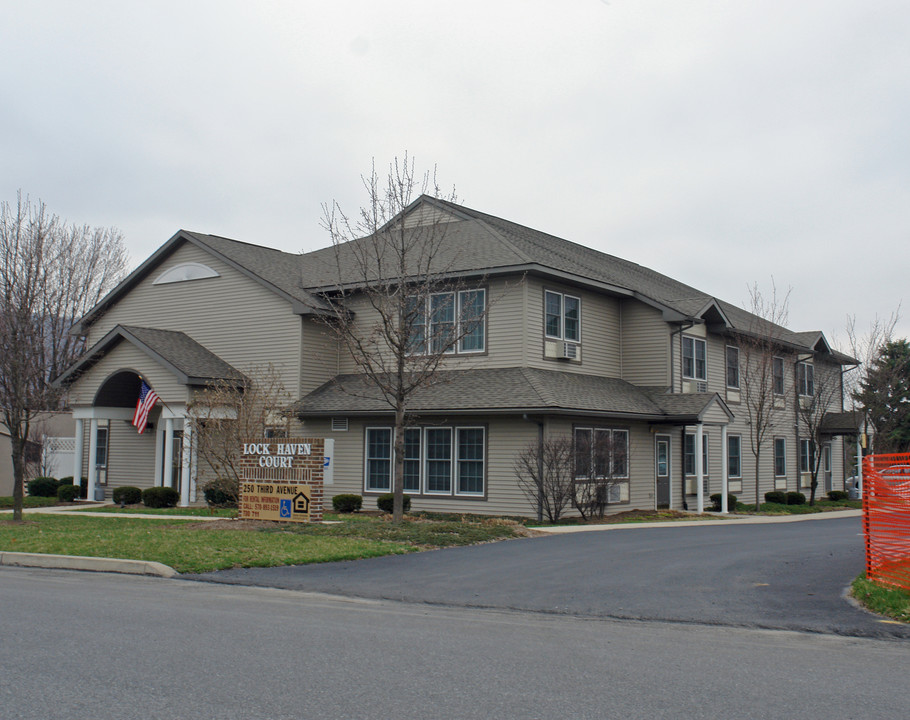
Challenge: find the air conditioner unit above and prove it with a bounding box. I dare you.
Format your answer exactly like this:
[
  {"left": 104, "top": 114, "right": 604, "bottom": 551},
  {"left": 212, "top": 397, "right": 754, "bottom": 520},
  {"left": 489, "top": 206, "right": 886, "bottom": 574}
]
[
  {"left": 557, "top": 342, "right": 578, "bottom": 360},
  {"left": 696, "top": 381, "right": 708, "bottom": 393}
]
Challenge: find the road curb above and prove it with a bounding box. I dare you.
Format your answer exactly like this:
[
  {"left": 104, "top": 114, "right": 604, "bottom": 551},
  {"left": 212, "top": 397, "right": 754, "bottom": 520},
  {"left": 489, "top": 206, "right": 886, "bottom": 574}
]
[
  {"left": 0, "top": 551, "right": 178, "bottom": 578},
  {"left": 530, "top": 509, "right": 863, "bottom": 533}
]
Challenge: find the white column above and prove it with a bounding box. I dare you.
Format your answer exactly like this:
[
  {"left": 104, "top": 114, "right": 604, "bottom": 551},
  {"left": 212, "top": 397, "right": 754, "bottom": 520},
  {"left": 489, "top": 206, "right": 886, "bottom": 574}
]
[
  {"left": 72, "top": 419, "right": 84, "bottom": 489},
  {"left": 180, "top": 419, "right": 193, "bottom": 507},
  {"left": 695, "top": 423, "right": 704, "bottom": 514},
  {"left": 721, "top": 425, "right": 729, "bottom": 514},
  {"left": 154, "top": 426, "right": 165, "bottom": 487},
  {"left": 86, "top": 419, "right": 99, "bottom": 501},
  {"left": 163, "top": 418, "right": 174, "bottom": 490}
]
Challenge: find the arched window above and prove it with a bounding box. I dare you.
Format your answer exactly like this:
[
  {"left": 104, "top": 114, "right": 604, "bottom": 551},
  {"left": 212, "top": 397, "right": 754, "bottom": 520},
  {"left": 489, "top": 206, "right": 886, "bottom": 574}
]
[{"left": 153, "top": 262, "right": 220, "bottom": 285}]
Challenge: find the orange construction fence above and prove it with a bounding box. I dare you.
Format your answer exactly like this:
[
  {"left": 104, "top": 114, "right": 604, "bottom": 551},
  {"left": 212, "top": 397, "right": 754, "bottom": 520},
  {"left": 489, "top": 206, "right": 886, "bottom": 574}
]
[{"left": 862, "top": 453, "right": 910, "bottom": 591}]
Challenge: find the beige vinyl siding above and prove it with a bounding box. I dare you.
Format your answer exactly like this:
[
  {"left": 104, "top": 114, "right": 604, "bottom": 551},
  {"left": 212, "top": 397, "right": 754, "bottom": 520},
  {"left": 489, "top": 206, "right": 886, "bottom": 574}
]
[
  {"left": 620, "top": 301, "right": 670, "bottom": 386},
  {"left": 107, "top": 422, "right": 158, "bottom": 491},
  {"left": 525, "top": 277, "right": 622, "bottom": 377},
  {"left": 67, "top": 342, "right": 189, "bottom": 406},
  {"left": 336, "top": 277, "right": 527, "bottom": 373},
  {"left": 85, "top": 241, "right": 303, "bottom": 398},
  {"left": 300, "top": 318, "right": 340, "bottom": 395}
]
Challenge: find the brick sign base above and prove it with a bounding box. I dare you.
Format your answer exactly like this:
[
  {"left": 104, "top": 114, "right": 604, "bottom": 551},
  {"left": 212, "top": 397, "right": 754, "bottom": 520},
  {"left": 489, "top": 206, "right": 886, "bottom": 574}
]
[{"left": 238, "top": 438, "right": 324, "bottom": 523}]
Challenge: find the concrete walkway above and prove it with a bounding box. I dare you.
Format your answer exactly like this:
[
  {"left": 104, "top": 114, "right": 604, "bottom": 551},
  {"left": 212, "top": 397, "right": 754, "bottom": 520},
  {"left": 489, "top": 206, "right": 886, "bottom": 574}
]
[
  {"left": 529, "top": 508, "right": 863, "bottom": 533},
  {"left": 0, "top": 501, "right": 224, "bottom": 521}
]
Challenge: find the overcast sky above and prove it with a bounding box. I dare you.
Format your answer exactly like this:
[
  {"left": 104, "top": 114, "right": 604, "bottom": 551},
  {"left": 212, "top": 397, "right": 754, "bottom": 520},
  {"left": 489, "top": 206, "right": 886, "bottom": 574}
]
[{"left": 3, "top": 1, "right": 908, "bottom": 345}]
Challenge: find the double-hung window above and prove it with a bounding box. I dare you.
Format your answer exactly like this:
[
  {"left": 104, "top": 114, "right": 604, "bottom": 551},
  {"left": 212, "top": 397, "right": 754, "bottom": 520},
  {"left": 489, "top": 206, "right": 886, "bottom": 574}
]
[
  {"left": 574, "top": 427, "right": 629, "bottom": 503},
  {"left": 545, "top": 290, "right": 580, "bottom": 342},
  {"left": 772, "top": 357, "right": 785, "bottom": 395},
  {"left": 682, "top": 336, "right": 707, "bottom": 381},
  {"left": 725, "top": 346, "right": 740, "bottom": 389},
  {"left": 684, "top": 432, "right": 710, "bottom": 476},
  {"left": 774, "top": 437, "right": 787, "bottom": 477},
  {"left": 727, "top": 434, "right": 742, "bottom": 479},
  {"left": 407, "top": 289, "right": 486, "bottom": 355},
  {"left": 799, "top": 439, "right": 814, "bottom": 474},
  {"left": 797, "top": 361, "right": 815, "bottom": 396},
  {"left": 365, "top": 425, "right": 485, "bottom": 496}
]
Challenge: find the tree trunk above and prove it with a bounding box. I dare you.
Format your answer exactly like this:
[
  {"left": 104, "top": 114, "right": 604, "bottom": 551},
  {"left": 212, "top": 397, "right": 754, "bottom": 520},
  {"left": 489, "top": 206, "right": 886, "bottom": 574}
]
[
  {"left": 10, "top": 432, "right": 26, "bottom": 522},
  {"left": 754, "top": 450, "right": 761, "bottom": 509},
  {"left": 392, "top": 406, "right": 406, "bottom": 523}
]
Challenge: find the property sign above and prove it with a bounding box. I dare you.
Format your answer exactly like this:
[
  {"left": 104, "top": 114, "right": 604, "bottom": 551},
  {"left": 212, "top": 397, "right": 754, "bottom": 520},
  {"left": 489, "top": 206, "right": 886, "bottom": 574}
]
[
  {"left": 238, "top": 438, "right": 326, "bottom": 522},
  {"left": 239, "top": 481, "right": 312, "bottom": 522}
]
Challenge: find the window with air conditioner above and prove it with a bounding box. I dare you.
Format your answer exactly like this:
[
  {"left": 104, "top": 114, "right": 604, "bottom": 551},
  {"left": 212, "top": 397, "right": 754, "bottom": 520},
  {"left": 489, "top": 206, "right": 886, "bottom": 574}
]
[{"left": 682, "top": 336, "right": 707, "bottom": 381}]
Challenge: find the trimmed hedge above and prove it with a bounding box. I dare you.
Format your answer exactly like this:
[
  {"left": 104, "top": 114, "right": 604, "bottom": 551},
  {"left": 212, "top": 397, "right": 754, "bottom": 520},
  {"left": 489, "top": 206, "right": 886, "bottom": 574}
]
[
  {"left": 332, "top": 494, "right": 363, "bottom": 513},
  {"left": 764, "top": 490, "right": 787, "bottom": 504},
  {"left": 203, "top": 481, "right": 239, "bottom": 508},
  {"left": 709, "top": 493, "right": 738, "bottom": 512},
  {"left": 377, "top": 493, "right": 411, "bottom": 514},
  {"left": 142, "top": 486, "right": 180, "bottom": 509},
  {"left": 827, "top": 490, "right": 849, "bottom": 501},
  {"left": 786, "top": 491, "right": 807, "bottom": 505},
  {"left": 57, "top": 484, "right": 82, "bottom": 502},
  {"left": 112, "top": 486, "right": 143, "bottom": 505},
  {"left": 27, "top": 477, "right": 59, "bottom": 497}
]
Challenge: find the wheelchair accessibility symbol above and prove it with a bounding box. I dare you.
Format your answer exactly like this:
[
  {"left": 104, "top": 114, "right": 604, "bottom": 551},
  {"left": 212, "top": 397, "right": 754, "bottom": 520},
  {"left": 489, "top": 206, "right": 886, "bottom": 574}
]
[{"left": 279, "top": 499, "right": 292, "bottom": 518}]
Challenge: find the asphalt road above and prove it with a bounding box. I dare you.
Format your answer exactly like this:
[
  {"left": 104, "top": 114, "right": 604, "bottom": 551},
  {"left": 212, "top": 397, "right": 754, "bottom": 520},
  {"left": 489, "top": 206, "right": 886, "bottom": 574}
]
[
  {"left": 189, "top": 515, "right": 910, "bottom": 639},
  {"left": 2, "top": 567, "right": 908, "bottom": 720}
]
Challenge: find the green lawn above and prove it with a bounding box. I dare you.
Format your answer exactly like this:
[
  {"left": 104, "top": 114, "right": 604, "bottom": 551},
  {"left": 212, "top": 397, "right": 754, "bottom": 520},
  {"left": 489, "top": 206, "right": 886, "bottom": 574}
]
[
  {"left": 68, "top": 505, "right": 238, "bottom": 517},
  {"left": 0, "top": 496, "right": 59, "bottom": 509},
  {"left": 0, "top": 512, "right": 529, "bottom": 574},
  {"left": 851, "top": 573, "right": 910, "bottom": 623}
]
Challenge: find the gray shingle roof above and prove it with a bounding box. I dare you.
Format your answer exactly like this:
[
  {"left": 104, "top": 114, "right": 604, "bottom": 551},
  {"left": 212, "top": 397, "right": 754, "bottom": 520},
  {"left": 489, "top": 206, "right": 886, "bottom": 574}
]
[
  {"left": 55, "top": 325, "right": 243, "bottom": 387},
  {"left": 297, "top": 196, "right": 847, "bottom": 357},
  {"left": 294, "top": 367, "right": 722, "bottom": 421}
]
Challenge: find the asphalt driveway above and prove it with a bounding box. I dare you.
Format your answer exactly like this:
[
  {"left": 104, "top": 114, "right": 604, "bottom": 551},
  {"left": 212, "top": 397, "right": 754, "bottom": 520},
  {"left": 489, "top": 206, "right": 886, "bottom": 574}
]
[{"left": 188, "top": 514, "right": 910, "bottom": 639}]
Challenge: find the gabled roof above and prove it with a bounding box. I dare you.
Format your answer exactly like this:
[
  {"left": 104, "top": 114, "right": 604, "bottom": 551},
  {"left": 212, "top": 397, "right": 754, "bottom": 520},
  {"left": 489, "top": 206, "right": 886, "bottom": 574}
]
[
  {"left": 293, "top": 367, "right": 730, "bottom": 423},
  {"left": 297, "top": 196, "right": 851, "bottom": 360},
  {"left": 72, "top": 230, "right": 332, "bottom": 334},
  {"left": 55, "top": 325, "right": 244, "bottom": 387}
]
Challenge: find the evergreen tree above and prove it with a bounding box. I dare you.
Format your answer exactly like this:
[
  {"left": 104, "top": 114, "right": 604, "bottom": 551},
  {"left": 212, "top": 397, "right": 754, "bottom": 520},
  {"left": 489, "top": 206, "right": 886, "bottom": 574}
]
[{"left": 855, "top": 339, "right": 910, "bottom": 453}]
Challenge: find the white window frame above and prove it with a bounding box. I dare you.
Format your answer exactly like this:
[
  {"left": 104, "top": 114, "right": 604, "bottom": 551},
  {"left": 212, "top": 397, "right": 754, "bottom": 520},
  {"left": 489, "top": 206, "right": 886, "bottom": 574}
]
[
  {"left": 774, "top": 437, "right": 787, "bottom": 477},
  {"left": 364, "top": 424, "right": 486, "bottom": 497},
  {"left": 364, "top": 427, "right": 393, "bottom": 492},
  {"left": 684, "top": 432, "right": 710, "bottom": 476},
  {"left": 727, "top": 434, "right": 742, "bottom": 479},
  {"left": 772, "top": 356, "right": 785, "bottom": 396},
  {"left": 573, "top": 426, "right": 630, "bottom": 481},
  {"left": 682, "top": 336, "right": 707, "bottom": 381},
  {"left": 799, "top": 438, "right": 814, "bottom": 474},
  {"left": 408, "top": 289, "right": 486, "bottom": 356},
  {"left": 725, "top": 346, "right": 740, "bottom": 389},
  {"left": 797, "top": 361, "right": 815, "bottom": 397},
  {"left": 544, "top": 290, "right": 581, "bottom": 342}
]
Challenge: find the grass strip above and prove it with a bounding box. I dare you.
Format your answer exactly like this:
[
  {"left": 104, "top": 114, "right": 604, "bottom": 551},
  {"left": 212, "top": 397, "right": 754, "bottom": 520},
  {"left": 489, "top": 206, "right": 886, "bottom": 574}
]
[
  {"left": 68, "top": 505, "right": 238, "bottom": 517},
  {"left": 0, "top": 513, "right": 528, "bottom": 574},
  {"left": 0, "top": 497, "right": 58, "bottom": 509},
  {"left": 851, "top": 572, "right": 910, "bottom": 623}
]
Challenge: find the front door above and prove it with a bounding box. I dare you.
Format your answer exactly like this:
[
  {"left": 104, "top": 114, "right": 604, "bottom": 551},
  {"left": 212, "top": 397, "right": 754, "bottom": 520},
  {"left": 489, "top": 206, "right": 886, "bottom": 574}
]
[
  {"left": 656, "top": 435, "right": 671, "bottom": 508},
  {"left": 823, "top": 443, "right": 832, "bottom": 493}
]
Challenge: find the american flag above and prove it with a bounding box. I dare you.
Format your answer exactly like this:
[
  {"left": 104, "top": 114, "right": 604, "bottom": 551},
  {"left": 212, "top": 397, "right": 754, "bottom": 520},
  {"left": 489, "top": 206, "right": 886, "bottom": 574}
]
[{"left": 132, "top": 380, "right": 159, "bottom": 435}]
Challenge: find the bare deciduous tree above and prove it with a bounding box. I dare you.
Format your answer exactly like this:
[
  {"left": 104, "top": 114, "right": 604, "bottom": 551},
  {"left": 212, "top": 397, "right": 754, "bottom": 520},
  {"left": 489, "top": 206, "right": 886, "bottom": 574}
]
[
  {"left": 0, "top": 193, "right": 127, "bottom": 520},
  {"left": 571, "top": 429, "right": 625, "bottom": 520},
  {"left": 316, "top": 156, "right": 489, "bottom": 521},
  {"left": 189, "top": 364, "right": 291, "bottom": 506},
  {"left": 738, "top": 280, "right": 792, "bottom": 507},
  {"left": 514, "top": 436, "right": 575, "bottom": 523},
  {"left": 796, "top": 361, "right": 844, "bottom": 505}
]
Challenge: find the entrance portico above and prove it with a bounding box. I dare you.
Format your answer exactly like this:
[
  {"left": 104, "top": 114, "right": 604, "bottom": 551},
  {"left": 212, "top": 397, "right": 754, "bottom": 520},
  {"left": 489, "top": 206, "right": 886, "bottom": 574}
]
[{"left": 55, "top": 325, "right": 243, "bottom": 506}]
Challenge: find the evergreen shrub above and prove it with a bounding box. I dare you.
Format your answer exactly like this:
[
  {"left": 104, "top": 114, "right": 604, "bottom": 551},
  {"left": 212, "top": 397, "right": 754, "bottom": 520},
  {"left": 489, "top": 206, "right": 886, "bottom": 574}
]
[
  {"left": 332, "top": 494, "right": 363, "bottom": 513},
  {"left": 377, "top": 493, "right": 411, "bottom": 514},
  {"left": 142, "top": 486, "right": 180, "bottom": 509},
  {"left": 27, "top": 477, "right": 59, "bottom": 497},
  {"left": 764, "top": 490, "right": 787, "bottom": 504},
  {"left": 786, "top": 491, "right": 807, "bottom": 505},
  {"left": 112, "top": 486, "right": 143, "bottom": 505}
]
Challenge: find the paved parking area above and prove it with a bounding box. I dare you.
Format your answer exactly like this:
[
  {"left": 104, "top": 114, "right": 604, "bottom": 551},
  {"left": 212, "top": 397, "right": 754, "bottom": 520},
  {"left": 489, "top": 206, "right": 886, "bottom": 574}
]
[{"left": 188, "top": 514, "right": 910, "bottom": 639}]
